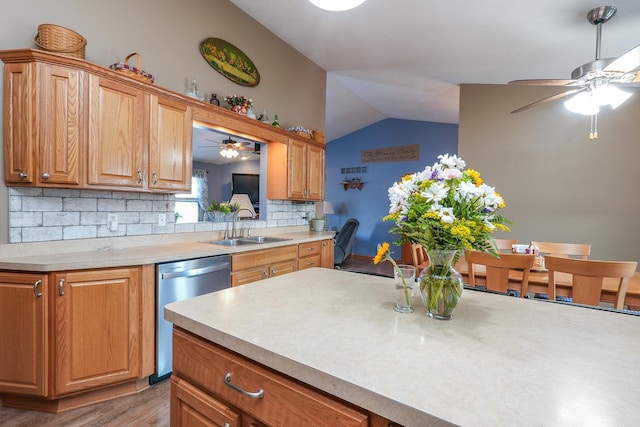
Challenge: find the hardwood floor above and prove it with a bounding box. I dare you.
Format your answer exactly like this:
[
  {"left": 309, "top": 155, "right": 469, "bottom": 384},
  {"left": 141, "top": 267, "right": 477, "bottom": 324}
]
[
  {"left": 337, "top": 254, "right": 395, "bottom": 277},
  {"left": 0, "top": 380, "right": 170, "bottom": 427}
]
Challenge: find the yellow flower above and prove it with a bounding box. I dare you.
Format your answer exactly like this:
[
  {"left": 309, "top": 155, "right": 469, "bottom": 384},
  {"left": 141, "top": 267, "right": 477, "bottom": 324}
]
[
  {"left": 466, "top": 169, "right": 483, "bottom": 186},
  {"left": 373, "top": 242, "right": 390, "bottom": 264}
]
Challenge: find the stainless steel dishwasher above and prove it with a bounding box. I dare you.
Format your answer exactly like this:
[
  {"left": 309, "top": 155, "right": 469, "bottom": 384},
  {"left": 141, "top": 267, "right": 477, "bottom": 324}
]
[{"left": 150, "top": 254, "right": 230, "bottom": 384}]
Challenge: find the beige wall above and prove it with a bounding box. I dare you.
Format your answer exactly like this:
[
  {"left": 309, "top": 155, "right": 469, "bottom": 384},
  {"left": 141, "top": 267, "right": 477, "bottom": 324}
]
[
  {"left": 0, "top": 0, "right": 326, "bottom": 244},
  {"left": 459, "top": 84, "right": 640, "bottom": 263}
]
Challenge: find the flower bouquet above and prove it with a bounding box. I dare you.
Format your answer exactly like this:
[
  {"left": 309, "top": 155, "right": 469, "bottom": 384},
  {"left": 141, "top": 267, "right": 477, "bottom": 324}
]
[
  {"left": 224, "top": 94, "right": 253, "bottom": 114},
  {"left": 383, "top": 154, "right": 511, "bottom": 319}
]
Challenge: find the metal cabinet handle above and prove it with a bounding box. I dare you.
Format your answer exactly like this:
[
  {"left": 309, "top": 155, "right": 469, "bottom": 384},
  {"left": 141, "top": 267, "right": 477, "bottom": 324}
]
[
  {"left": 41, "top": 172, "right": 50, "bottom": 180},
  {"left": 137, "top": 169, "right": 143, "bottom": 184},
  {"left": 223, "top": 373, "right": 264, "bottom": 399},
  {"left": 33, "top": 279, "right": 42, "bottom": 297},
  {"left": 58, "top": 278, "right": 65, "bottom": 296},
  {"left": 306, "top": 247, "right": 314, "bottom": 251},
  {"left": 152, "top": 172, "right": 158, "bottom": 185},
  {"left": 306, "top": 261, "right": 315, "bottom": 266},
  {"left": 18, "top": 172, "right": 28, "bottom": 179},
  {"left": 263, "top": 270, "right": 268, "bottom": 278}
]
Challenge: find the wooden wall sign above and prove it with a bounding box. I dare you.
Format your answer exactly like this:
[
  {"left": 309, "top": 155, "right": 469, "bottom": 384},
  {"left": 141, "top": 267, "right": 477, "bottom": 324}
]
[{"left": 361, "top": 144, "right": 420, "bottom": 163}]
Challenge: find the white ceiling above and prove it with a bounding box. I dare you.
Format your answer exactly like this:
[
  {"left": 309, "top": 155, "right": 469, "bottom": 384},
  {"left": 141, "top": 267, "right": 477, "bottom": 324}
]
[{"left": 228, "top": 0, "right": 640, "bottom": 142}]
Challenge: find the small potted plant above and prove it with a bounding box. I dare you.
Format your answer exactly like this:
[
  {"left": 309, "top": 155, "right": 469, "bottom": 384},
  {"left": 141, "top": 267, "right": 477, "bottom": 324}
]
[
  {"left": 206, "top": 201, "right": 230, "bottom": 221},
  {"left": 310, "top": 215, "right": 326, "bottom": 232}
]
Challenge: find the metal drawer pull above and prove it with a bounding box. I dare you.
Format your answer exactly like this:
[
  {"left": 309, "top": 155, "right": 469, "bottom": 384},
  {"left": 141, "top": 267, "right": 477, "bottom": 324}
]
[
  {"left": 137, "top": 169, "right": 143, "bottom": 183},
  {"left": 306, "top": 247, "right": 313, "bottom": 251},
  {"left": 41, "top": 172, "right": 50, "bottom": 180},
  {"left": 152, "top": 172, "right": 158, "bottom": 185},
  {"left": 18, "top": 172, "right": 28, "bottom": 179},
  {"left": 223, "top": 373, "right": 264, "bottom": 399},
  {"left": 33, "top": 279, "right": 43, "bottom": 297},
  {"left": 58, "top": 278, "right": 65, "bottom": 296}
]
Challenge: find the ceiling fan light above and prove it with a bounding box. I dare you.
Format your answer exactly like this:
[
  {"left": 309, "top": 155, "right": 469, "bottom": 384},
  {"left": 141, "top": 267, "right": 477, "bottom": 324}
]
[
  {"left": 308, "top": 0, "right": 366, "bottom": 11},
  {"left": 220, "top": 147, "right": 239, "bottom": 158},
  {"left": 564, "top": 92, "right": 600, "bottom": 116},
  {"left": 594, "top": 85, "right": 633, "bottom": 109}
]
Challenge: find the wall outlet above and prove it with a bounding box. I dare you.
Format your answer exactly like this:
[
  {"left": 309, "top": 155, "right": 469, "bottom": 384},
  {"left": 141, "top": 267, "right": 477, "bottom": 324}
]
[
  {"left": 107, "top": 213, "right": 118, "bottom": 232},
  {"left": 158, "top": 213, "right": 166, "bottom": 227}
]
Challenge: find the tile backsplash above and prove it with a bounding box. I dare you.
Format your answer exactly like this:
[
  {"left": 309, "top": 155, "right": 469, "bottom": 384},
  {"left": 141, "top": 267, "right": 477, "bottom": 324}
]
[{"left": 8, "top": 187, "right": 314, "bottom": 243}]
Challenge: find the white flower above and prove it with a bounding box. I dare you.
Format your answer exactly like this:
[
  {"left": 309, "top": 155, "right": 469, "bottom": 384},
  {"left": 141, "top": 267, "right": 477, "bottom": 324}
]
[
  {"left": 422, "top": 181, "right": 448, "bottom": 203},
  {"left": 438, "top": 154, "right": 466, "bottom": 170},
  {"left": 436, "top": 206, "right": 455, "bottom": 224}
]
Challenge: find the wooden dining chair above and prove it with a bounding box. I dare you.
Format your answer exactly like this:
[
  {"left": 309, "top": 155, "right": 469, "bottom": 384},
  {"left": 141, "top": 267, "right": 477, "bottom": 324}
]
[
  {"left": 457, "top": 239, "right": 518, "bottom": 286},
  {"left": 530, "top": 241, "right": 591, "bottom": 259},
  {"left": 466, "top": 250, "right": 536, "bottom": 296},
  {"left": 544, "top": 256, "right": 638, "bottom": 309},
  {"left": 410, "top": 243, "right": 429, "bottom": 272}
]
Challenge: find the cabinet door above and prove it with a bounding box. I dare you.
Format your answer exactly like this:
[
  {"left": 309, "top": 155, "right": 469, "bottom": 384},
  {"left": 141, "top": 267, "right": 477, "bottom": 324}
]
[
  {"left": 54, "top": 267, "right": 141, "bottom": 395},
  {"left": 171, "top": 376, "right": 241, "bottom": 427},
  {"left": 149, "top": 95, "right": 192, "bottom": 192},
  {"left": 231, "top": 267, "right": 268, "bottom": 286},
  {"left": 4, "top": 62, "right": 36, "bottom": 183},
  {"left": 0, "top": 273, "right": 48, "bottom": 396},
  {"left": 38, "top": 63, "right": 83, "bottom": 185},
  {"left": 269, "top": 259, "right": 297, "bottom": 277},
  {"left": 321, "top": 239, "right": 335, "bottom": 269},
  {"left": 306, "top": 144, "right": 325, "bottom": 201},
  {"left": 87, "top": 74, "right": 145, "bottom": 188},
  {"left": 287, "top": 138, "right": 307, "bottom": 199}
]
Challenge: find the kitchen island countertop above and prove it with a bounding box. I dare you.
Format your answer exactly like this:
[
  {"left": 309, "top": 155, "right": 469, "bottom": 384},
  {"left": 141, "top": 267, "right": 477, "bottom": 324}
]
[{"left": 165, "top": 267, "right": 640, "bottom": 426}]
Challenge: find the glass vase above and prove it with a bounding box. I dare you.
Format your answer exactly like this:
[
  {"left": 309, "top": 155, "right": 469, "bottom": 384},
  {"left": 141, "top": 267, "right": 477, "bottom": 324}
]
[
  {"left": 393, "top": 264, "right": 416, "bottom": 313},
  {"left": 419, "top": 249, "right": 463, "bottom": 320}
]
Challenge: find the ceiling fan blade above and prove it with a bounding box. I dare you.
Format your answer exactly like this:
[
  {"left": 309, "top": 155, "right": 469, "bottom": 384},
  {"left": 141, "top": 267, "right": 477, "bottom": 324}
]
[
  {"left": 511, "top": 88, "right": 585, "bottom": 114},
  {"left": 604, "top": 43, "right": 640, "bottom": 74},
  {"left": 508, "top": 79, "right": 577, "bottom": 86}
]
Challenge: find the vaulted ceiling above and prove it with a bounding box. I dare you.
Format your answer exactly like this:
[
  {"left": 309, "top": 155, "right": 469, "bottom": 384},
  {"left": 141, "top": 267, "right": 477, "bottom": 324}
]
[{"left": 229, "top": 0, "right": 640, "bottom": 142}]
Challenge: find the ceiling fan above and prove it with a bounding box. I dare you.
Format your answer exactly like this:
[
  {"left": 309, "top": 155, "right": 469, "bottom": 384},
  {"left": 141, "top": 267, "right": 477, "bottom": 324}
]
[
  {"left": 202, "top": 136, "right": 256, "bottom": 158},
  {"left": 509, "top": 6, "right": 640, "bottom": 139}
]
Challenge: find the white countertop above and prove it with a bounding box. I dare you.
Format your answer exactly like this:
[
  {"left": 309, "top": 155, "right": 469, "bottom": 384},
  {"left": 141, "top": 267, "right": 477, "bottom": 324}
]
[
  {"left": 165, "top": 267, "right": 640, "bottom": 427},
  {"left": 0, "top": 229, "right": 334, "bottom": 271}
]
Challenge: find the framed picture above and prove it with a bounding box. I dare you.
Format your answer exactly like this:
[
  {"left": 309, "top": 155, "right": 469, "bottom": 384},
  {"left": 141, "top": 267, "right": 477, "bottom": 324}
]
[{"left": 200, "top": 37, "right": 260, "bottom": 87}]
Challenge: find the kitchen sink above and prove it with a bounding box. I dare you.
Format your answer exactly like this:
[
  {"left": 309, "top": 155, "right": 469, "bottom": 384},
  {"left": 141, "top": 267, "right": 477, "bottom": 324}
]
[
  {"left": 206, "top": 236, "right": 292, "bottom": 246},
  {"left": 206, "top": 239, "right": 260, "bottom": 246},
  {"left": 243, "top": 236, "right": 291, "bottom": 243}
]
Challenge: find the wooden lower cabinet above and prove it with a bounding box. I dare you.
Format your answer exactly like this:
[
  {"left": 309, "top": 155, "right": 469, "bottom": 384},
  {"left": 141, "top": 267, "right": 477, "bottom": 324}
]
[
  {"left": 0, "top": 272, "right": 48, "bottom": 396},
  {"left": 231, "top": 245, "right": 298, "bottom": 286},
  {"left": 0, "top": 266, "right": 154, "bottom": 412},
  {"left": 321, "top": 238, "right": 335, "bottom": 269},
  {"left": 298, "top": 241, "right": 322, "bottom": 270},
  {"left": 172, "top": 328, "right": 375, "bottom": 427}
]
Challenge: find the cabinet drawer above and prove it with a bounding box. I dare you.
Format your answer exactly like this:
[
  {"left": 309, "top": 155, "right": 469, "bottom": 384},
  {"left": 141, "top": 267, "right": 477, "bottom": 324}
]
[
  {"left": 171, "top": 376, "right": 241, "bottom": 427},
  {"left": 298, "top": 241, "right": 322, "bottom": 256},
  {"left": 231, "top": 245, "right": 297, "bottom": 272},
  {"left": 298, "top": 254, "right": 321, "bottom": 270},
  {"left": 173, "top": 328, "right": 368, "bottom": 427}
]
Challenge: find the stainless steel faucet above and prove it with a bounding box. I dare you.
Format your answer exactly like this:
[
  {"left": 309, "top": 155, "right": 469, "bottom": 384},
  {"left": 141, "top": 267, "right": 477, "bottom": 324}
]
[{"left": 230, "top": 208, "right": 256, "bottom": 238}]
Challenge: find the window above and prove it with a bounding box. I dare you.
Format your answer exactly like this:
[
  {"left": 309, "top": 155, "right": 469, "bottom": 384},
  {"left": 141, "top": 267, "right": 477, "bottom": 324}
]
[{"left": 175, "top": 176, "right": 202, "bottom": 223}]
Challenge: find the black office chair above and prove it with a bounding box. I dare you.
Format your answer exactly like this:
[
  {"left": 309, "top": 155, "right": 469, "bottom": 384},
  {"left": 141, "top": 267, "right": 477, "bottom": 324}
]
[{"left": 334, "top": 218, "right": 359, "bottom": 267}]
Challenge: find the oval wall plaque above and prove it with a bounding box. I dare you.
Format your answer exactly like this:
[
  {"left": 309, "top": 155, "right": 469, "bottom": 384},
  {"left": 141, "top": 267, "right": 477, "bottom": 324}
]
[{"left": 200, "top": 37, "right": 260, "bottom": 87}]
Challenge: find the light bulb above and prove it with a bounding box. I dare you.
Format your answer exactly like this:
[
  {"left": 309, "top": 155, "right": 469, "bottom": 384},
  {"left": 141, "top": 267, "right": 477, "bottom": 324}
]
[
  {"left": 308, "top": 0, "right": 366, "bottom": 11},
  {"left": 564, "top": 91, "right": 600, "bottom": 116}
]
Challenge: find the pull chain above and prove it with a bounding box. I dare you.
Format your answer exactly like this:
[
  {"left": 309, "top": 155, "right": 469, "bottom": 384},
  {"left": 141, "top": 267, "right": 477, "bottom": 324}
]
[{"left": 589, "top": 114, "right": 598, "bottom": 140}]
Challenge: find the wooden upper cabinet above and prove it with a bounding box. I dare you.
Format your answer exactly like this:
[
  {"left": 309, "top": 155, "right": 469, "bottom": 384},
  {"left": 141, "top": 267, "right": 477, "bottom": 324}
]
[
  {"left": 3, "top": 62, "right": 82, "bottom": 186},
  {"left": 148, "top": 95, "right": 192, "bottom": 192},
  {"left": 306, "top": 143, "right": 325, "bottom": 200},
  {"left": 267, "top": 138, "right": 325, "bottom": 201},
  {"left": 87, "top": 74, "right": 146, "bottom": 188},
  {"left": 0, "top": 272, "right": 48, "bottom": 397}
]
